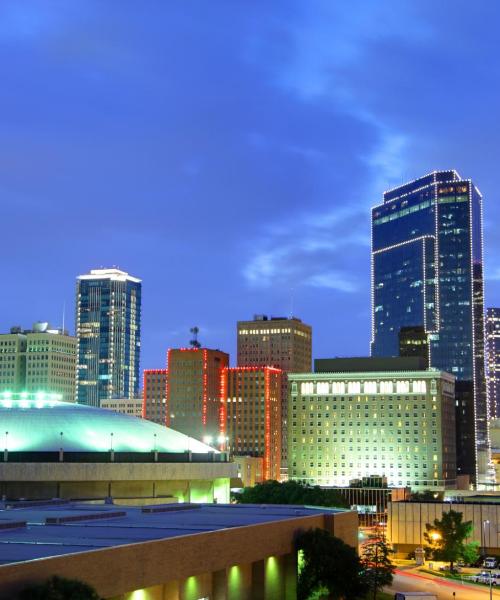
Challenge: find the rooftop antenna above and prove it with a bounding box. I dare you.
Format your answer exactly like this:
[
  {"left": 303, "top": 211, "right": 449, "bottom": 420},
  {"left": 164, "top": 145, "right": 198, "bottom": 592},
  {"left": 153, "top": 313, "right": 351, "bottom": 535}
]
[
  {"left": 190, "top": 326, "right": 201, "bottom": 349},
  {"left": 62, "top": 301, "right": 66, "bottom": 334},
  {"left": 289, "top": 287, "right": 295, "bottom": 319}
]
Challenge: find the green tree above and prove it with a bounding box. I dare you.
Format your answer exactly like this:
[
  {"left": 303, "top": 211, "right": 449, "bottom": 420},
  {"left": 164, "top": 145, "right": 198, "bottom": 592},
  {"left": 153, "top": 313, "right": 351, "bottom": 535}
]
[
  {"left": 423, "top": 509, "right": 474, "bottom": 570},
  {"left": 360, "top": 527, "right": 395, "bottom": 600},
  {"left": 233, "top": 480, "right": 348, "bottom": 508},
  {"left": 295, "top": 528, "right": 369, "bottom": 600},
  {"left": 18, "top": 575, "right": 101, "bottom": 600}
]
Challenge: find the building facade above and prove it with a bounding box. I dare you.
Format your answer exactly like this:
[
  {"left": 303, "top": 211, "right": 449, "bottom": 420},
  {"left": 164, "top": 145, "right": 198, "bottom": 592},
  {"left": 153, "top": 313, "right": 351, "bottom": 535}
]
[
  {"left": 237, "top": 315, "right": 312, "bottom": 469},
  {"left": 288, "top": 368, "right": 456, "bottom": 490},
  {"left": 76, "top": 269, "right": 141, "bottom": 407},
  {"left": 221, "top": 366, "right": 282, "bottom": 481},
  {"left": 143, "top": 369, "right": 168, "bottom": 425},
  {"left": 167, "top": 348, "right": 229, "bottom": 442},
  {"left": 0, "top": 323, "right": 76, "bottom": 403},
  {"left": 486, "top": 308, "right": 500, "bottom": 419},
  {"left": 101, "top": 397, "right": 143, "bottom": 417},
  {"left": 371, "top": 170, "right": 488, "bottom": 481}
]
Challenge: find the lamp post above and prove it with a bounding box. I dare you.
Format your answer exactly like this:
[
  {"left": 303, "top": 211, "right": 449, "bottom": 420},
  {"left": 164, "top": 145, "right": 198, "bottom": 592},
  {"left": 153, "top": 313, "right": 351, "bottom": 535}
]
[
  {"left": 3, "top": 431, "right": 8, "bottom": 462},
  {"left": 483, "top": 519, "right": 490, "bottom": 557}
]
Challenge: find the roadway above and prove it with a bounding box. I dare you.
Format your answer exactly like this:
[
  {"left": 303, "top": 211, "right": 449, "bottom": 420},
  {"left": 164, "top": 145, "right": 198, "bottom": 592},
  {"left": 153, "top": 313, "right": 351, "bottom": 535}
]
[{"left": 389, "top": 567, "right": 500, "bottom": 600}]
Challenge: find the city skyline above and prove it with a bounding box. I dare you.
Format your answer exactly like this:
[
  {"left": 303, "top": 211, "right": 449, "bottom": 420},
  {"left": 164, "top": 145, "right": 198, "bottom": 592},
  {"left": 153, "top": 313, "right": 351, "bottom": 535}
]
[{"left": 2, "top": 3, "right": 500, "bottom": 373}]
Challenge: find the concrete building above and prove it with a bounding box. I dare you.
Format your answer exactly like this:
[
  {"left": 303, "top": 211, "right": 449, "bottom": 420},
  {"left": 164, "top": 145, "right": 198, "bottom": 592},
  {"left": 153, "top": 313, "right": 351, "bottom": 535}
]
[
  {"left": 388, "top": 500, "right": 500, "bottom": 557},
  {"left": 288, "top": 359, "right": 456, "bottom": 490},
  {"left": 101, "top": 396, "right": 143, "bottom": 417},
  {"left": 487, "top": 308, "right": 500, "bottom": 419},
  {"left": 0, "top": 502, "right": 357, "bottom": 600},
  {"left": 222, "top": 366, "right": 282, "bottom": 481},
  {"left": 232, "top": 456, "right": 264, "bottom": 488},
  {"left": 0, "top": 323, "right": 76, "bottom": 403},
  {"left": 167, "top": 348, "right": 229, "bottom": 443},
  {"left": 0, "top": 393, "right": 234, "bottom": 503},
  {"left": 237, "top": 315, "right": 312, "bottom": 470},
  {"left": 76, "top": 268, "right": 141, "bottom": 407},
  {"left": 143, "top": 368, "right": 168, "bottom": 425}
]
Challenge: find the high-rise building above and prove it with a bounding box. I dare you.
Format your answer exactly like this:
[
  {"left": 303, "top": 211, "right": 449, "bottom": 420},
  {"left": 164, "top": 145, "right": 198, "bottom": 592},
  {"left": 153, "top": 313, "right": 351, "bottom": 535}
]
[
  {"left": 288, "top": 360, "right": 456, "bottom": 490},
  {"left": 143, "top": 369, "right": 168, "bottom": 425},
  {"left": 0, "top": 323, "right": 77, "bottom": 403},
  {"left": 237, "top": 315, "right": 312, "bottom": 468},
  {"left": 167, "top": 348, "right": 229, "bottom": 442},
  {"left": 371, "top": 171, "right": 487, "bottom": 481},
  {"left": 399, "top": 326, "right": 429, "bottom": 363},
  {"left": 76, "top": 268, "right": 141, "bottom": 407},
  {"left": 486, "top": 308, "right": 500, "bottom": 419},
  {"left": 221, "top": 366, "right": 282, "bottom": 481}
]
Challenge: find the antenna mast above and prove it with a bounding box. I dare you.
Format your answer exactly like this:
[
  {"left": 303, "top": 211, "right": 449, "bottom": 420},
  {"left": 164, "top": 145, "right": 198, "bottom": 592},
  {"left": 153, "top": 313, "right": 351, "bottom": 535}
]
[{"left": 189, "top": 326, "right": 201, "bottom": 349}]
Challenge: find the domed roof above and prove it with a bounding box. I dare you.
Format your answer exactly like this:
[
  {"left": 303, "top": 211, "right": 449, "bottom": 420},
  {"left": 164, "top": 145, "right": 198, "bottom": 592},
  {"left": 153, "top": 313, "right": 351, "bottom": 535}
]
[{"left": 0, "top": 394, "right": 216, "bottom": 454}]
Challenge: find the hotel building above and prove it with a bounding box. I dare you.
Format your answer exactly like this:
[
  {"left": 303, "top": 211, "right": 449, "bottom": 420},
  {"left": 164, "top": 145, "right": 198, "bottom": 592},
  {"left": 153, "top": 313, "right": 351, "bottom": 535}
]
[
  {"left": 288, "top": 360, "right": 456, "bottom": 490},
  {"left": 143, "top": 369, "right": 168, "bottom": 425}
]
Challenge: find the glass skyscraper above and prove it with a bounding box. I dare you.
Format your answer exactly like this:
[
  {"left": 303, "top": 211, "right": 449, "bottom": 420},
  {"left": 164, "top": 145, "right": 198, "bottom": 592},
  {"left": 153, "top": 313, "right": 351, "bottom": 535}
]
[
  {"left": 76, "top": 268, "right": 141, "bottom": 406},
  {"left": 371, "top": 170, "right": 488, "bottom": 481}
]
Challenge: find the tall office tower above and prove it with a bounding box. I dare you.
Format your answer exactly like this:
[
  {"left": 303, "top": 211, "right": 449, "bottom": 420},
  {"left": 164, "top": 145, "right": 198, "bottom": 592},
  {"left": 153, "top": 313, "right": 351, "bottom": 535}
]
[
  {"left": 237, "top": 315, "right": 312, "bottom": 469},
  {"left": 371, "top": 171, "right": 488, "bottom": 481},
  {"left": 76, "top": 268, "right": 141, "bottom": 407},
  {"left": 0, "top": 323, "right": 77, "bottom": 403},
  {"left": 289, "top": 358, "right": 456, "bottom": 490},
  {"left": 486, "top": 308, "right": 500, "bottom": 419},
  {"left": 167, "top": 348, "right": 229, "bottom": 442},
  {"left": 221, "top": 366, "right": 282, "bottom": 481},
  {"left": 143, "top": 369, "right": 168, "bottom": 425}
]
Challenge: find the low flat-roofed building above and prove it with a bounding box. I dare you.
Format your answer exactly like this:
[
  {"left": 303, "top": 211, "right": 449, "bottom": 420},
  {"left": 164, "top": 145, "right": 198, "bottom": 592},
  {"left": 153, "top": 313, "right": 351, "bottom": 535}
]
[
  {"left": 0, "top": 501, "right": 357, "bottom": 600},
  {"left": 388, "top": 500, "right": 500, "bottom": 557},
  {"left": 288, "top": 367, "right": 456, "bottom": 490}
]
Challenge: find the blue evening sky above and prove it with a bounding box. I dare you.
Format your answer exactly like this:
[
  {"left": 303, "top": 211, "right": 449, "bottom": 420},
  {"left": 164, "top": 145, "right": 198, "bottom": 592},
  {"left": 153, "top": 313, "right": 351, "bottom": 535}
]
[{"left": 1, "top": 1, "right": 500, "bottom": 371}]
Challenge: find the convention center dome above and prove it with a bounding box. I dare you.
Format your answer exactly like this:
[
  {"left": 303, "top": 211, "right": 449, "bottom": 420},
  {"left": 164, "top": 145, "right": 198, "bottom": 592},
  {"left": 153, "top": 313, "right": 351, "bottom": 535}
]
[{"left": 0, "top": 392, "right": 216, "bottom": 454}]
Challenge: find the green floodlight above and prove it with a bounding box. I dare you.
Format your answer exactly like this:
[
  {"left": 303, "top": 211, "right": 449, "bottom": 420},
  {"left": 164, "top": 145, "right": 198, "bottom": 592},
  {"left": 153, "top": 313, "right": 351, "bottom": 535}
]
[
  {"left": 20, "top": 391, "right": 28, "bottom": 399},
  {"left": 2, "top": 391, "right": 12, "bottom": 399}
]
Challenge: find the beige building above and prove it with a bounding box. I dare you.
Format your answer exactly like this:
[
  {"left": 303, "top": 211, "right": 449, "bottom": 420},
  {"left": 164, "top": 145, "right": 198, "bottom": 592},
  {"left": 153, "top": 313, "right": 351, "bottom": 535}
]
[
  {"left": 143, "top": 369, "right": 168, "bottom": 425},
  {"left": 388, "top": 500, "right": 500, "bottom": 556},
  {"left": 0, "top": 323, "right": 76, "bottom": 403},
  {"left": 101, "top": 397, "right": 143, "bottom": 417},
  {"left": 167, "top": 348, "right": 229, "bottom": 442},
  {"left": 232, "top": 456, "right": 264, "bottom": 488},
  {"left": 288, "top": 363, "right": 456, "bottom": 490},
  {"left": 237, "top": 315, "right": 312, "bottom": 469}
]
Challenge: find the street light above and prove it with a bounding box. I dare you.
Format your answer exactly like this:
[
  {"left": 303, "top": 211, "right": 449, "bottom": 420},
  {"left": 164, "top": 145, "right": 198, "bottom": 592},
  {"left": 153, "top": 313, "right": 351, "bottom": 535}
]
[
  {"left": 483, "top": 519, "right": 490, "bottom": 557},
  {"left": 430, "top": 531, "right": 441, "bottom": 542}
]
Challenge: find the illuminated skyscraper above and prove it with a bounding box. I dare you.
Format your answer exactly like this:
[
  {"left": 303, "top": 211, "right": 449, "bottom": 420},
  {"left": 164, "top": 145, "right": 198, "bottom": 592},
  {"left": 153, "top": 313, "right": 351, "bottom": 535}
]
[
  {"left": 486, "top": 308, "right": 500, "bottom": 419},
  {"left": 371, "top": 171, "right": 488, "bottom": 481},
  {"left": 76, "top": 268, "right": 141, "bottom": 406},
  {"left": 166, "top": 348, "right": 229, "bottom": 443},
  {"left": 221, "top": 366, "right": 282, "bottom": 481}
]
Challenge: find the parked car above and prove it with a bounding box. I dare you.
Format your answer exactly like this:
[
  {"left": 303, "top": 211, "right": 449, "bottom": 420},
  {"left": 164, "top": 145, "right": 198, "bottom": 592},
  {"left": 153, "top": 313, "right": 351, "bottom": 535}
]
[
  {"left": 473, "top": 571, "right": 500, "bottom": 585},
  {"left": 484, "top": 556, "right": 498, "bottom": 569}
]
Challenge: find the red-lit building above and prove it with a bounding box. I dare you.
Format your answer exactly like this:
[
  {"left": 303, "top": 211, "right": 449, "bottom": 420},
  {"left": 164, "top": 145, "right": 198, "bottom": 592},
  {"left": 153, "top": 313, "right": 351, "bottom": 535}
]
[
  {"left": 221, "top": 366, "right": 282, "bottom": 481},
  {"left": 142, "top": 369, "right": 168, "bottom": 425},
  {"left": 167, "top": 348, "right": 229, "bottom": 443}
]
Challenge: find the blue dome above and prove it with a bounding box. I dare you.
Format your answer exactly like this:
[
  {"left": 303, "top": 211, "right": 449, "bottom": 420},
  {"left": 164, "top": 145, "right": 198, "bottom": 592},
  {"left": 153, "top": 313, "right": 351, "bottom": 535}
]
[{"left": 0, "top": 397, "right": 216, "bottom": 454}]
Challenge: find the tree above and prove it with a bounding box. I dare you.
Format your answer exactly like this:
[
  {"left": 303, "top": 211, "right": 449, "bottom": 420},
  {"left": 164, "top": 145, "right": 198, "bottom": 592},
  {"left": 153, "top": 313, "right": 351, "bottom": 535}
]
[
  {"left": 360, "top": 527, "right": 395, "bottom": 600},
  {"left": 233, "top": 480, "right": 348, "bottom": 508},
  {"left": 423, "top": 509, "right": 475, "bottom": 570},
  {"left": 18, "top": 575, "right": 101, "bottom": 600},
  {"left": 295, "top": 528, "right": 369, "bottom": 600}
]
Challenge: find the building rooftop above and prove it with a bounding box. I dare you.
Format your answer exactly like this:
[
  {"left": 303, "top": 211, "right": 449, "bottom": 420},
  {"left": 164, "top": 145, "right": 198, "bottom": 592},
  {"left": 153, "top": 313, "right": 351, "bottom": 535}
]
[
  {"left": 314, "top": 356, "right": 428, "bottom": 373},
  {"left": 77, "top": 268, "right": 141, "bottom": 283},
  {"left": 0, "top": 501, "right": 345, "bottom": 566}
]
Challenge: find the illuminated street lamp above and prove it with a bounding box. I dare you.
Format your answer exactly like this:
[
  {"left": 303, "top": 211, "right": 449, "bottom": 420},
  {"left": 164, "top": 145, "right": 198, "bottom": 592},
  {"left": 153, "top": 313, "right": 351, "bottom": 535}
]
[{"left": 430, "top": 531, "right": 441, "bottom": 542}]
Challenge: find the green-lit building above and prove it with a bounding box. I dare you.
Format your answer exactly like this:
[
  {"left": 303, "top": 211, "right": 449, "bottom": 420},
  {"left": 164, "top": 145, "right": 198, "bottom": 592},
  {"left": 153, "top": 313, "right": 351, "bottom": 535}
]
[{"left": 288, "top": 359, "right": 457, "bottom": 490}]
